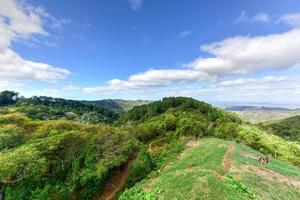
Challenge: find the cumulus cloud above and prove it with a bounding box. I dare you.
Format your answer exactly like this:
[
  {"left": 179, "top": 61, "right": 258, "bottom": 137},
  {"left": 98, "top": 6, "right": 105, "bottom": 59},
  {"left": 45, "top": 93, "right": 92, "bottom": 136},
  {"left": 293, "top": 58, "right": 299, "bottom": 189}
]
[
  {"left": 84, "top": 69, "right": 215, "bottom": 93},
  {"left": 155, "top": 76, "right": 300, "bottom": 103},
  {"left": 0, "top": 0, "right": 70, "bottom": 82},
  {"left": 0, "top": 0, "right": 48, "bottom": 43},
  {"left": 218, "top": 76, "right": 287, "bottom": 86},
  {"left": 85, "top": 27, "right": 300, "bottom": 96},
  {"left": 129, "top": 0, "right": 142, "bottom": 11},
  {"left": 188, "top": 28, "right": 300, "bottom": 75},
  {"left": 278, "top": 13, "right": 300, "bottom": 27},
  {"left": 84, "top": 75, "right": 300, "bottom": 103},
  {"left": 0, "top": 49, "right": 70, "bottom": 82}
]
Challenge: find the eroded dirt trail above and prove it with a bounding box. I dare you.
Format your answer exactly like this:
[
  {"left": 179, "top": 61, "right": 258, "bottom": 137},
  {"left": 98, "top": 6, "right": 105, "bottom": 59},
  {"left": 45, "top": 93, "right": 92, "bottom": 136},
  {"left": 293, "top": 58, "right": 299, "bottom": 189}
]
[
  {"left": 95, "top": 141, "right": 156, "bottom": 200},
  {"left": 222, "top": 144, "right": 234, "bottom": 173},
  {"left": 148, "top": 141, "right": 166, "bottom": 154},
  {"left": 94, "top": 158, "right": 135, "bottom": 200}
]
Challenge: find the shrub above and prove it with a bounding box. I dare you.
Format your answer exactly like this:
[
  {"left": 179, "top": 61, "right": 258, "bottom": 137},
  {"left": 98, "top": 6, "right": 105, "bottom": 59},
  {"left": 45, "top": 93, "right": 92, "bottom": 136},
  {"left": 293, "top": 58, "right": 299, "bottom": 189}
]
[
  {"left": 0, "top": 125, "right": 24, "bottom": 150},
  {"left": 238, "top": 124, "right": 300, "bottom": 166},
  {"left": 126, "top": 150, "right": 155, "bottom": 188}
]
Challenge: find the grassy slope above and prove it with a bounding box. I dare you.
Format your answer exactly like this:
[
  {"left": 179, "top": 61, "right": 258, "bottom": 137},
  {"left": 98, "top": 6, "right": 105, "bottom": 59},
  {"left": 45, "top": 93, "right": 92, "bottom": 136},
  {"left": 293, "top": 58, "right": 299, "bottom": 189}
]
[
  {"left": 120, "top": 138, "right": 300, "bottom": 200},
  {"left": 259, "top": 115, "right": 300, "bottom": 141},
  {"left": 232, "top": 110, "right": 300, "bottom": 123}
]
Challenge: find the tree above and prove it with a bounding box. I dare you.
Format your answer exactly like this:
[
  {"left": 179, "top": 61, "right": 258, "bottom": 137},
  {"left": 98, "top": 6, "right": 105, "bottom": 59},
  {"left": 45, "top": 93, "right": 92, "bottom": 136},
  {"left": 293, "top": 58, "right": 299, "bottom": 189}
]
[{"left": 0, "top": 91, "right": 19, "bottom": 106}]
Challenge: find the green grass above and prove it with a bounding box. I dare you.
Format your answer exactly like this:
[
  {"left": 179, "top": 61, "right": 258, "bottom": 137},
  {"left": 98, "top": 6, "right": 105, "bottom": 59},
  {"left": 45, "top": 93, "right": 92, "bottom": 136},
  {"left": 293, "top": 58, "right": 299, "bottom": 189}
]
[{"left": 119, "top": 138, "right": 300, "bottom": 200}]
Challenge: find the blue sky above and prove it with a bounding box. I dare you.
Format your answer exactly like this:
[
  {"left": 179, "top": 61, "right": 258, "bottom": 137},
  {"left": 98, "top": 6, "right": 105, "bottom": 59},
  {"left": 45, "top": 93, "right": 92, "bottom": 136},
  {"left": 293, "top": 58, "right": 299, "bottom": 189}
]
[{"left": 1, "top": 0, "right": 300, "bottom": 103}]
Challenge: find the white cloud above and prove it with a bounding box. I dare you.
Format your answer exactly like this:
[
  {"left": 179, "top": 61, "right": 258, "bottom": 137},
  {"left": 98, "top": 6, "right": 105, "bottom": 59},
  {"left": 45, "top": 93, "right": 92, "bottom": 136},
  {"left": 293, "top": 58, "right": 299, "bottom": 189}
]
[
  {"left": 0, "top": 49, "right": 70, "bottom": 82},
  {"left": 188, "top": 28, "right": 300, "bottom": 75},
  {"left": 278, "top": 13, "right": 300, "bottom": 27},
  {"left": 235, "top": 11, "right": 269, "bottom": 24},
  {"left": 0, "top": 0, "right": 48, "bottom": 42},
  {"left": 179, "top": 30, "right": 192, "bottom": 38},
  {"left": 129, "top": 0, "right": 142, "bottom": 11},
  {"left": 218, "top": 76, "right": 287, "bottom": 86},
  {"left": 154, "top": 76, "right": 300, "bottom": 103},
  {"left": 252, "top": 13, "right": 269, "bottom": 23},
  {"left": 84, "top": 69, "right": 215, "bottom": 93},
  {"left": 43, "top": 83, "right": 80, "bottom": 93},
  {"left": 85, "top": 27, "right": 300, "bottom": 98},
  {"left": 0, "top": 80, "right": 24, "bottom": 91},
  {"left": 84, "top": 75, "right": 300, "bottom": 103},
  {"left": 0, "top": 0, "right": 70, "bottom": 82}
]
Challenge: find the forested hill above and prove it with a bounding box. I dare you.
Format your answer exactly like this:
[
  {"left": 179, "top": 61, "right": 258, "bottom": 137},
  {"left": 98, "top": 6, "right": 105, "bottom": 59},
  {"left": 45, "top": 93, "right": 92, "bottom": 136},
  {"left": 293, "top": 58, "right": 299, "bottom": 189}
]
[
  {"left": 259, "top": 115, "right": 300, "bottom": 141},
  {"left": 81, "top": 99, "right": 152, "bottom": 111},
  {"left": 0, "top": 91, "right": 119, "bottom": 124}
]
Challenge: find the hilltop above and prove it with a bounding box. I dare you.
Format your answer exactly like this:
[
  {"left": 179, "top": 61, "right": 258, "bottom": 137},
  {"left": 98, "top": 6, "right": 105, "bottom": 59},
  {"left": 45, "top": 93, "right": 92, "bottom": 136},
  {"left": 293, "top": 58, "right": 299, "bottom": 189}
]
[{"left": 120, "top": 138, "right": 300, "bottom": 200}]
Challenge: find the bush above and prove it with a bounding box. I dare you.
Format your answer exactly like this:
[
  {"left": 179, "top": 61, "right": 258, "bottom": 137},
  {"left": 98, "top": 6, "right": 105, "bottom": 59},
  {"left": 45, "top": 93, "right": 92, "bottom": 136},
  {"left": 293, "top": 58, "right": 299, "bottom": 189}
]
[
  {"left": 213, "top": 121, "right": 240, "bottom": 139},
  {"left": 0, "top": 125, "right": 24, "bottom": 150},
  {"left": 238, "top": 124, "right": 300, "bottom": 166},
  {"left": 126, "top": 150, "right": 155, "bottom": 188},
  {"left": 0, "top": 117, "right": 140, "bottom": 200}
]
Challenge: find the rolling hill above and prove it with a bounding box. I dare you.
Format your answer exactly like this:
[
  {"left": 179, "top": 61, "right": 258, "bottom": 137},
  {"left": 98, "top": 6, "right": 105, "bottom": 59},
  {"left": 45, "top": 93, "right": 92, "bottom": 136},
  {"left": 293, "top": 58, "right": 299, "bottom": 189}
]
[
  {"left": 0, "top": 94, "right": 119, "bottom": 124},
  {"left": 259, "top": 115, "right": 300, "bottom": 141},
  {"left": 81, "top": 99, "right": 152, "bottom": 112}
]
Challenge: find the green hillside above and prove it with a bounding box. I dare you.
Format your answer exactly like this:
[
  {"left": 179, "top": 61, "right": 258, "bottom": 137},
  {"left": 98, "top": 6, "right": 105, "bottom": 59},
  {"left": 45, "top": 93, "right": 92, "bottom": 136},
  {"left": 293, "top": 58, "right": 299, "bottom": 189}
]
[
  {"left": 120, "top": 138, "right": 300, "bottom": 200},
  {"left": 82, "top": 99, "right": 152, "bottom": 111},
  {"left": 0, "top": 92, "right": 119, "bottom": 124},
  {"left": 0, "top": 93, "right": 300, "bottom": 200},
  {"left": 259, "top": 115, "right": 300, "bottom": 141}
]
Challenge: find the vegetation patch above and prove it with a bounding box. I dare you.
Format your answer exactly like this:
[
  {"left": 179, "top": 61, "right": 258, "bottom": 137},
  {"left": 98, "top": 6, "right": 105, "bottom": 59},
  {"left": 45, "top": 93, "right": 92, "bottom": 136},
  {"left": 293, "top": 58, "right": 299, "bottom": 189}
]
[
  {"left": 259, "top": 115, "right": 300, "bottom": 141},
  {"left": 225, "top": 173, "right": 261, "bottom": 200}
]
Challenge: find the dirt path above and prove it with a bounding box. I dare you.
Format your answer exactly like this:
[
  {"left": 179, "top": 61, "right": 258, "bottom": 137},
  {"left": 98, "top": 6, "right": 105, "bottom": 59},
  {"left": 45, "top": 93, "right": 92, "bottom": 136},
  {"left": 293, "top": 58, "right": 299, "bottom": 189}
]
[
  {"left": 148, "top": 141, "right": 166, "bottom": 154},
  {"left": 95, "top": 142, "right": 156, "bottom": 200},
  {"left": 95, "top": 139, "right": 197, "bottom": 200},
  {"left": 94, "top": 158, "right": 135, "bottom": 200},
  {"left": 222, "top": 144, "right": 234, "bottom": 173}
]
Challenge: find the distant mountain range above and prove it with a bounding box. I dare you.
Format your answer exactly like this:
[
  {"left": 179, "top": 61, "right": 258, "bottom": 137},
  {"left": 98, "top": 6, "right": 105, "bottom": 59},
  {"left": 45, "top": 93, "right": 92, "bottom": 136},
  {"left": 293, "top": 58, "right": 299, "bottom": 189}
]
[
  {"left": 226, "top": 106, "right": 300, "bottom": 123},
  {"left": 226, "top": 106, "right": 292, "bottom": 111}
]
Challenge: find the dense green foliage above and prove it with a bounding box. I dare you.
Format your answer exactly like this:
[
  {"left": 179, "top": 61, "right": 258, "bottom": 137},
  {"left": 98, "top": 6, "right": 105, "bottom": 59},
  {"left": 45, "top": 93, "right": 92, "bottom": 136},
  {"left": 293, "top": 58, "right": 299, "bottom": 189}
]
[
  {"left": 125, "top": 150, "right": 155, "bottom": 188},
  {"left": 238, "top": 124, "right": 300, "bottom": 166},
  {"left": 0, "top": 94, "right": 299, "bottom": 200},
  {"left": 259, "top": 115, "right": 300, "bottom": 141},
  {"left": 0, "top": 114, "right": 139, "bottom": 200},
  {"left": 119, "top": 183, "right": 161, "bottom": 200},
  {"left": 0, "top": 95, "right": 119, "bottom": 124},
  {"left": 0, "top": 91, "right": 19, "bottom": 106},
  {"left": 120, "top": 97, "right": 242, "bottom": 142},
  {"left": 82, "top": 99, "right": 151, "bottom": 111}
]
